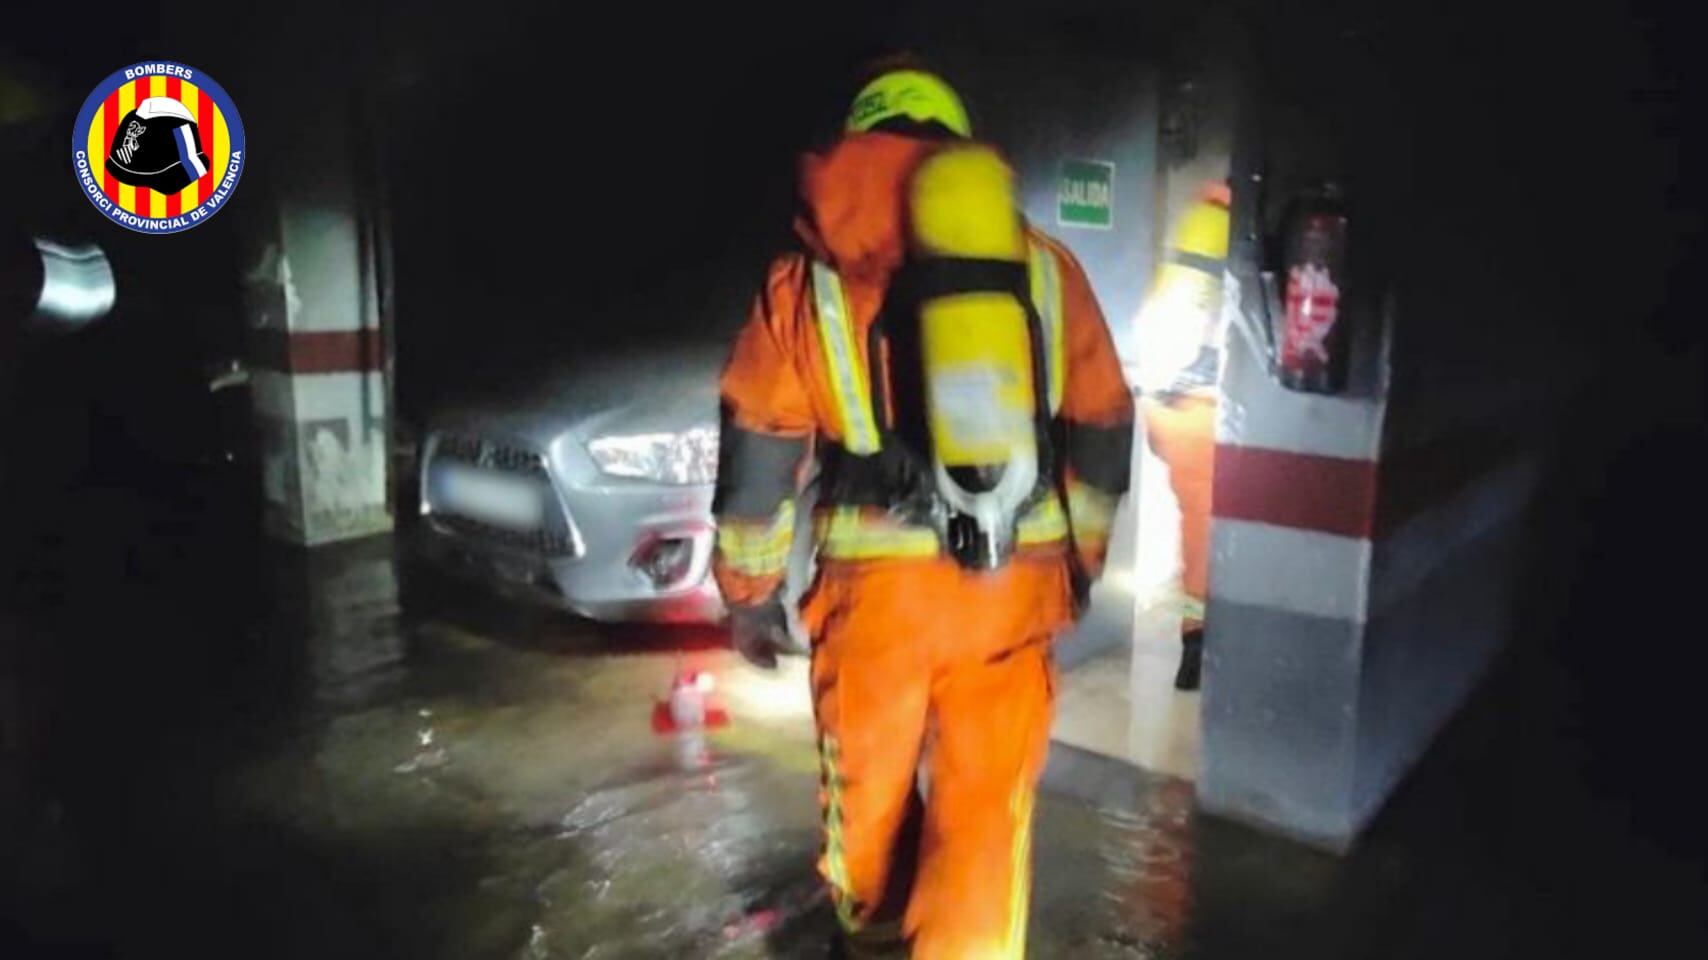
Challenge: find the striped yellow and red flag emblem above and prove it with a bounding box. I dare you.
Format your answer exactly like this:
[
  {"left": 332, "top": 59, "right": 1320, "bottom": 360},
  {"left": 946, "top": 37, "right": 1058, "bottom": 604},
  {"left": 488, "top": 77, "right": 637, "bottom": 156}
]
[{"left": 84, "top": 74, "right": 231, "bottom": 219}]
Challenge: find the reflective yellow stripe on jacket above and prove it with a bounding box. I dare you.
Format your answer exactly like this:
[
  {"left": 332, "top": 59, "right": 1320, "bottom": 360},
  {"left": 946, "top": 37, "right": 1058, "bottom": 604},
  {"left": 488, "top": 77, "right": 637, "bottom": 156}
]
[
  {"left": 716, "top": 501, "right": 795, "bottom": 577},
  {"left": 815, "top": 495, "right": 1068, "bottom": 561},
  {"left": 811, "top": 263, "right": 881, "bottom": 455},
  {"left": 810, "top": 241, "right": 1070, "bottom": 561},
  {"left": 814, "top": 240, "right": 1065, "bottom": 456},
  {"left": 1064, "top": 479, "right": 1118, "bottom": 543},
  {"left": 1027, "top": 240, "right": 1066, "bottom": 415}
]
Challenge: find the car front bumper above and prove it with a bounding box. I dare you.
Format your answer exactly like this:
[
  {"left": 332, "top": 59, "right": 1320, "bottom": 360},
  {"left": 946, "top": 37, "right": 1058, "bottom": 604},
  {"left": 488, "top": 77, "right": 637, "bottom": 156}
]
[{"left": 417, "top": 432, "right": 725, "bottom": 624}]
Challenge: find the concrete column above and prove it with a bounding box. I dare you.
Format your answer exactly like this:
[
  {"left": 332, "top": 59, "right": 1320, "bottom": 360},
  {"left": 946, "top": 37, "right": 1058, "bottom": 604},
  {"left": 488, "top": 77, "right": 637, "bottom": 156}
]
[
  {"left": 243, "top": 104, "right": 390, "bottom": 546},
  {"left": 1188, "top": 11, "right": 1564, "bottom": 849},
  {"left": 1195, "top": 296, "right": 1391, "bottom": 849},
  {"left": 262, "top": 536, "right": 403, "bottom": 703}
]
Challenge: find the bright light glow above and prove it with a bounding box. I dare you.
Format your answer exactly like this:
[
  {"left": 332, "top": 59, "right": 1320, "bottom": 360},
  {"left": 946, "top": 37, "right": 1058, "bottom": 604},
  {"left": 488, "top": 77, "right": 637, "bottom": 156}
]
[
  {"left": 694, "top": 671, "right": 716, "bottom": 693},
  {"left": 1133, "top": 281, "right": 1213, "bottom": 394},
  {"left": 718, "top": 657, "right": 813, "bottom": 722},
  {"left": 587, "top": 426, "right": 718, "bottom": 485},
  {"left": 32, "top": 237, "right": 115, "bottom": 329}
]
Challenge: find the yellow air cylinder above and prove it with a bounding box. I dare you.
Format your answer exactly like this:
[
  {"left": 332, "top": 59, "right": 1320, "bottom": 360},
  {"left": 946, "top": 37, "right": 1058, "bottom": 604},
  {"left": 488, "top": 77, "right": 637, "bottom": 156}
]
[
  {"left": 908, "top": 145, "right": 1037, "bottom": 470},
  {"left": 1138, "top": 192, "right": 1232, "bottom": 387}
]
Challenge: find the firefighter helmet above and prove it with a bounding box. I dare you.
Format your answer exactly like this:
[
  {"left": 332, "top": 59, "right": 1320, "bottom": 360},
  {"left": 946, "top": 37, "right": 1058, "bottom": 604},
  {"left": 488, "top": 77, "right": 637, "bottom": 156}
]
[{"left": 845, "top": 69, "right": 972, "bottom": 139}]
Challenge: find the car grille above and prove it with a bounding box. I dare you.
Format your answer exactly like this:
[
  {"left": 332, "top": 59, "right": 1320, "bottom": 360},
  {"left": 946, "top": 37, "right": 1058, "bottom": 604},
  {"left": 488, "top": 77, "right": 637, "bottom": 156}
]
[
  {"left": 434, "top": 434, "right": 548, "bottom": 477},
  {"left": 426, "top": 433, "right": 577, "bottom": 557}
]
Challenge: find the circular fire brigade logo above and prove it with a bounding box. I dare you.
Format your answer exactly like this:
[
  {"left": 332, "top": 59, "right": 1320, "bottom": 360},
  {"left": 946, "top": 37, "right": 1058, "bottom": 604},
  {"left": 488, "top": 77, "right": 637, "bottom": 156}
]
[{"left": 70, "top": 60, "right": 245, "bottom": 235}]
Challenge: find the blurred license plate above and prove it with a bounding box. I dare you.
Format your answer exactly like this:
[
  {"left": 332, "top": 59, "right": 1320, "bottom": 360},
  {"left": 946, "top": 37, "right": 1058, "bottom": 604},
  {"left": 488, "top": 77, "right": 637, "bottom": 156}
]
[{"left": 440, "top": 465, "right": 543, "bottom": 530}]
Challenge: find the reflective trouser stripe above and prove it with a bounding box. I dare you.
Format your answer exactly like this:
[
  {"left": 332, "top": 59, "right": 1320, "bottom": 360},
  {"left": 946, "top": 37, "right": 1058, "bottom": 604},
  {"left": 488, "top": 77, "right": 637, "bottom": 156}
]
[
  {"left": 716, "top": 500, "right": 795, "bottom": 576},
  {"left": 819, "top": 734, "right": 860, "bottom": 932},
  {"left": 815, "top": 496, "right": 1068, "bottom": 561},
  {"left": 811, "top": 263, "right": 881, "bottom": 455},
  {"left": 1027, "top": 241, "right": 1066, "bottom": 415},
  {"left": 1004, "top": 785, "right": 1036, "bottom": 960}
]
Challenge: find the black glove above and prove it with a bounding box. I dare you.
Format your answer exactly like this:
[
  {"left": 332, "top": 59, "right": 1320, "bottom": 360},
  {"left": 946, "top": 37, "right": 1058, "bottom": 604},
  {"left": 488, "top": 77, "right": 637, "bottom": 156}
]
[{"left": 728, "top": 600, "right": 804, "bottom": 670}]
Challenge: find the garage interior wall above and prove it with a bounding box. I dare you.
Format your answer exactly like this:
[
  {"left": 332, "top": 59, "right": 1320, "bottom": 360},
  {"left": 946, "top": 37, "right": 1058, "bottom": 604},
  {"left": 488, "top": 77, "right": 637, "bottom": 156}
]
[{"left": 1197, "top": 8, "right": 1602, "bottom": 849}]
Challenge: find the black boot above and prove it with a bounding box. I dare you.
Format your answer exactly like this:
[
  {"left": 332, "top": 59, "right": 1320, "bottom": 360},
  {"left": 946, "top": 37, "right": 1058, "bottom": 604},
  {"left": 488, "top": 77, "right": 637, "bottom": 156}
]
[{"left": 1175, "top": 626, "right": 1204, "bottom": 691}]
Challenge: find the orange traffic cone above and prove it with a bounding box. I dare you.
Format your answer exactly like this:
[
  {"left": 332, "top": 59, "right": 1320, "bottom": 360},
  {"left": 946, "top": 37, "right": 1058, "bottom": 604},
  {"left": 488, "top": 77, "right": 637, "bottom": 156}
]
[{"left": 651, "top": 665, "right": 730, "bottom": 734}]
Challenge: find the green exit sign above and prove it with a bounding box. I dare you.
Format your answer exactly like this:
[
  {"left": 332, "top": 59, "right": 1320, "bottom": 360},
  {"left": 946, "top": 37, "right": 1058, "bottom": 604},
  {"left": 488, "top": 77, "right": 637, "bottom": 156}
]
[{"left": 1058, "top": 159, "right": 1115, "bottom": 229}]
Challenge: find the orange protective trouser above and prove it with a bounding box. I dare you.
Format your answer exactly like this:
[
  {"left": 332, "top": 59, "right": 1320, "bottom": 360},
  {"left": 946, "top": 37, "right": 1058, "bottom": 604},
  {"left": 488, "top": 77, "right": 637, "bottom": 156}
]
[
  {"left": 802, "top": 558, "right": 1072, "bottom": 959},
  {"left": 1141, "top": 394, "right": 1218, "bottom": 619}
]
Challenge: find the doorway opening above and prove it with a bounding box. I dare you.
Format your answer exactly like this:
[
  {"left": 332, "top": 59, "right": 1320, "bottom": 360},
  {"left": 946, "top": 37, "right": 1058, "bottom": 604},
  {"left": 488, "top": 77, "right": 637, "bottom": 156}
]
[{"left": 1048, "top": 78, "right": 1235, "bottom": 783}]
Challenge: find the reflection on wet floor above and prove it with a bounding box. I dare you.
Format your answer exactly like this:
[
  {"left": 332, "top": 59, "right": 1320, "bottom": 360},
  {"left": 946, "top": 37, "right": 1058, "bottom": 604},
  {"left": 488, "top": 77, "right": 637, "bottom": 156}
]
[
  {"left": 186, "top": 586, "right": 1209, "bottom": 958},
  {"left": 230, "top": 614, "right": 831, "bottom": 959},
  {"left": 1053, "top": 597, "right": 1201, "bottom": 781},
  {"left": 4, "top": 531, "right": 1218, "bottom": 957},
  {"left": 1032, "top": 764, "right": 1197, "bottom": 959},
  {"left": 6, "top": 533, "right": 1705, "bottom": 959}
]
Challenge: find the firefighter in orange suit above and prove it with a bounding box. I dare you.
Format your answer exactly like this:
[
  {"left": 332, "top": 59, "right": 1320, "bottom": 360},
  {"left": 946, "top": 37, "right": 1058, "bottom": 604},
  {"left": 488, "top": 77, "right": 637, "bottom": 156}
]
[
  {"left": 712, "top": 65, "right": 1133, "bottom": 958},
  {"left": 1135, "top": 181, "right": 1231, "bottom": 691}
]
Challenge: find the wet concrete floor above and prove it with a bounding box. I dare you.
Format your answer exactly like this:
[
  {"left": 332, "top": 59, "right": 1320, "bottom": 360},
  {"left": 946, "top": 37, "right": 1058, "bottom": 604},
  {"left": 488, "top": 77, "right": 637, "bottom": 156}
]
[{"left": 4, "top": 525, "right": 1705, "bottom": 959}]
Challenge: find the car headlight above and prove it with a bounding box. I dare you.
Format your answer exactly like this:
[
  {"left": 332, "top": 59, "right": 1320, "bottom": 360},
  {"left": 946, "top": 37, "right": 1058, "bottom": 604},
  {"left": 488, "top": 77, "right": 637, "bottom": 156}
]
[{"left": 586, "top": 426, "right": 718, "bottom": 485}]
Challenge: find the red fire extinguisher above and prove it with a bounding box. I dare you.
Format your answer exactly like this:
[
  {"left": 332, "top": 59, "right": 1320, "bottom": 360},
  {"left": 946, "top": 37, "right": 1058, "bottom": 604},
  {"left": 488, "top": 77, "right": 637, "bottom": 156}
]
[{"left": 1276, "top": 183, "right": 1351, "bottom": 393}]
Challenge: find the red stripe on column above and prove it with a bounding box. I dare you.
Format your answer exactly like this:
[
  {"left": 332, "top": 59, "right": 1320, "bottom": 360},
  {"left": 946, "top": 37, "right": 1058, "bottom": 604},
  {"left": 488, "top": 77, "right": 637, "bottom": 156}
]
[
  {"left": 164, "top": 77, "right": 182, "bottom": 218},
  {"left": 1213, "top": 445, "right": 1379, "bottom": 539},
  {"left": 102, "top": 89, "right": 120, "bottom": 198},
  {"left": 251, "top": 329, "right": 384, "bottom": 374}
]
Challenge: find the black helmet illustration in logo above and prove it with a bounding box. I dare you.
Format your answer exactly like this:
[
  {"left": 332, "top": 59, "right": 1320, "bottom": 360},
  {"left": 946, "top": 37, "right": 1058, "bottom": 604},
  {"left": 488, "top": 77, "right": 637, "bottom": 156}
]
[{"left": 105, "top": 96, "right": 210, "bottom": 193}]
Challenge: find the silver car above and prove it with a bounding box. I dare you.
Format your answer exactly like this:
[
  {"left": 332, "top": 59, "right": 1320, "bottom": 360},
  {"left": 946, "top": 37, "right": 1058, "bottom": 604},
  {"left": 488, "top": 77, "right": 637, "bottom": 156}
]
[{"left": 415, "top": 343, "right": 733, "bottom": 624}]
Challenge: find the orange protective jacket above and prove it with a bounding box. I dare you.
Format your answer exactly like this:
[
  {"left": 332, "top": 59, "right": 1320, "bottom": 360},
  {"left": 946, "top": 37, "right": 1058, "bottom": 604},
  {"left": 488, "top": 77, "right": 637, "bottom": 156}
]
[
  {"left": 713, "top": 132, "right": 1133, "bottom": 956},
  {"left": 712, "top": 133, "right": 1134, "bottom": 615}
]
